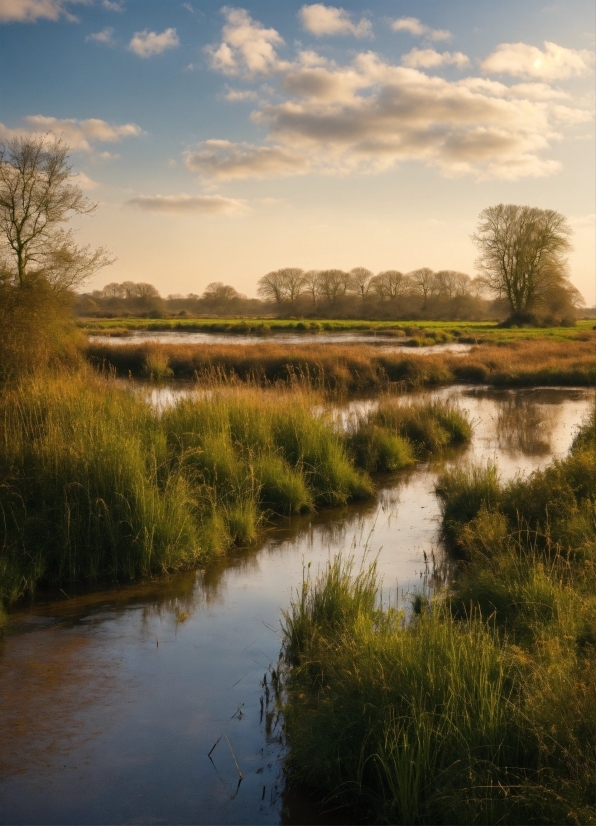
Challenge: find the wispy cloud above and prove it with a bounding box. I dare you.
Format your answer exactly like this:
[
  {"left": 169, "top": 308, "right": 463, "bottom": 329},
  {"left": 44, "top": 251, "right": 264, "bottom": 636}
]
[
  {"left": 0, "top": 115, "right": 142, "bottom": 152},
  {"left": 102, "top": 0, "right": 122, "bottom": 11},
  {"left": 86, "top": 26, "right": 115, "bottom": 46},
  {"left": 128, "top": 28, "right": 179, "bottom": 58},
  {"left": 127, "top": 193, "right": 248, "bottom": 215},
  {"left": 482, "top": 41, "right": 595, "bottom": 80},
  {"left": 401, "top": 48, "right": 469, "bottom": 69},
  {"left": 184, "top": 140, "right": 309, "bottom": 180},
  {"left": 391, "top": 17, "right": 451, "bottom": 42},
  {"left": 299, "top": 4, "right": 372, "bottom": 38},
  {"left": 0, "top": 0, "right": 87, "bottom": 23}
]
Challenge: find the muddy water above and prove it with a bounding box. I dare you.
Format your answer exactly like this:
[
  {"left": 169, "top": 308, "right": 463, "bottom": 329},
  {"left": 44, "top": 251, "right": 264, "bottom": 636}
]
[
  {"left": 88, "top": 329, "right": 473, "bottom": 355},
  {"left": 0, "top": 387, "right": 592, "bottom": 825}
]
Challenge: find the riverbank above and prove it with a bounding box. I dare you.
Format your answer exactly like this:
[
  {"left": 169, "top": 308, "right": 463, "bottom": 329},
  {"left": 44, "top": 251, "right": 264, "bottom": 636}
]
[
  {"left": 86, "top": 337, "right": 596, "bottom": 390},
  {"left": 281, "top": 407, "right": 596, "bottom": 824},
  {"left": 0, "top": 371, "right": 470, "bottom": 611}
]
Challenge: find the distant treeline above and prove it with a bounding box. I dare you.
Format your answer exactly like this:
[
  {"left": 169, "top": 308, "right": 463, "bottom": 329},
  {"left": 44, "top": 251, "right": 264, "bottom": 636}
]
[{"left": 76, "top": 265, "right": 580, "bottom": 322}]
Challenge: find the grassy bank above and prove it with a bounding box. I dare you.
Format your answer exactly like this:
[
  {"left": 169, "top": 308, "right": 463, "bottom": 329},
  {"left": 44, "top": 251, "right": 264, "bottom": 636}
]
[
  {"left": 281, "top": 409, "right": 596, "bottom": 824},
  {"left": 87, "top": 337, "right": 596, "bottom": 390},
  {"left": 80, "top": 317, "right": 596, "bottom": 343},
  {"left": 0, "top": 373, "right": 470, "bottom": 609}
]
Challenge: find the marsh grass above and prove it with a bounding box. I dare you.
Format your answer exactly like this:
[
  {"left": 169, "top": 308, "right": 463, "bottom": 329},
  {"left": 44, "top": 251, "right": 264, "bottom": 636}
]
[
  {"left": 87, "top": 336, "right": 596, "bottom": 391},
  {"left": 0, "top": 371, "right": 472, "bottom": 607},
  {"left": 281, "top": 410, "right": 596, "bottom": 824}
]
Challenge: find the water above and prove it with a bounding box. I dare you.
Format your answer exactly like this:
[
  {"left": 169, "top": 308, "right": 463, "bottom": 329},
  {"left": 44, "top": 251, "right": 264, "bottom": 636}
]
[
  {"left": 0, "top": 387, "right": 592, "bottom": 825},
  {"left": 88, "top": 329, "right": 473, "bottom": 355}
]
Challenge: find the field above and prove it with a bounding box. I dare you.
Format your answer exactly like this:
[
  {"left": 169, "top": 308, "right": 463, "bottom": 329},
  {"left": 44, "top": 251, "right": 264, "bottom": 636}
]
[{"left": 79, "top": 316, "right": 596, "bottom": 344}]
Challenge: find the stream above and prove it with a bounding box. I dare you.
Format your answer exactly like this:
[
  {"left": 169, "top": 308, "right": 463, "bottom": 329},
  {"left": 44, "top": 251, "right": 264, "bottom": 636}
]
[{"left": 0, "top": 386, "right": 592, "bottom": 825}]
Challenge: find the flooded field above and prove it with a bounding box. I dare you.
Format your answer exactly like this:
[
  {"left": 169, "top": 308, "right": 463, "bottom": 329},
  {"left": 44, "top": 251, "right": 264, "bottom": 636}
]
[
  {"left": 88, "top": 330, "right": 473, "bottom": 355},
  {"left": 0, "top": 387, "right": 592, "bottom": 825}
]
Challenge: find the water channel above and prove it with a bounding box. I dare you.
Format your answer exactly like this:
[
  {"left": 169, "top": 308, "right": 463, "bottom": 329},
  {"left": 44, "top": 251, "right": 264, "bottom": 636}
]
[{"left": 0, "top": 386, "right": 592, "bottom": 825}]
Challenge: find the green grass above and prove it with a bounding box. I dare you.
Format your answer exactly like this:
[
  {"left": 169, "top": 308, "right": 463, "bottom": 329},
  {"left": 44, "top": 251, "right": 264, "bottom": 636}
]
[
  {"left": 0, "top": 373, "right": 471, "bottom": 608},
  {"left": 281, "top": 408, "right": 596, "bottom": 824},
  {"left": 79, "top": 316, "right": 596, "bottom": 343}
]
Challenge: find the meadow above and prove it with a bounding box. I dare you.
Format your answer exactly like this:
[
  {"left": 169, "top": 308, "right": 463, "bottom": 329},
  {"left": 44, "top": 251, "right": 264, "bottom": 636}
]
[
  {"left": 0, "top": 371, "right": 470, "bottom": 616},
  {"left": 80, "top": 316, "right": 596, "bottom": 343},
  {"left": 280, "top": 407, "right": 596, "bottom": 825}
]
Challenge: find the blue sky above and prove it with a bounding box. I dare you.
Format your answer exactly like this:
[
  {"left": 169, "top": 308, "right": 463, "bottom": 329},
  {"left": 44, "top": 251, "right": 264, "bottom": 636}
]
[{"left": 1, "top": 0, "right": 594, "bottom": 302}]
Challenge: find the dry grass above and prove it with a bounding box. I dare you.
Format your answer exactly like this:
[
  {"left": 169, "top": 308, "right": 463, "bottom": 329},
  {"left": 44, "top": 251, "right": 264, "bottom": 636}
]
[{"left": 86, "top": 337, "right": 596, "bottom": 391}]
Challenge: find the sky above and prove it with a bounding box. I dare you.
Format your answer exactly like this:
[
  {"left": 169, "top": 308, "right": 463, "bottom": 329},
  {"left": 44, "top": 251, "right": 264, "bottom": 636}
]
[{"left": 1, "top": 0, "right": 594, "bottom": 303}]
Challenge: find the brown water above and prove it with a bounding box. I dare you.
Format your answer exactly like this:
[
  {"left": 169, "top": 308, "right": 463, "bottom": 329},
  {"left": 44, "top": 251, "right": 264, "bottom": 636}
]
[
  {"left": 0, "top": 387, "right": 592, "bottom": 825},
  {"left": 88, "top": 330, "right": 472, "bottom": 355}
]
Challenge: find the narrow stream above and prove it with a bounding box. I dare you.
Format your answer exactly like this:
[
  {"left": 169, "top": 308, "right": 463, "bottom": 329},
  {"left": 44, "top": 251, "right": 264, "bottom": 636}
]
[{"left": 0, "top": 387, "right": 592, "bottom": 825}]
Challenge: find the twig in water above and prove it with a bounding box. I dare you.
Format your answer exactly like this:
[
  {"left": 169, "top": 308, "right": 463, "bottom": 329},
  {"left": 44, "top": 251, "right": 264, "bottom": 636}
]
[{"left": 225, "top": 734, "right": 243, "bottom": 780}]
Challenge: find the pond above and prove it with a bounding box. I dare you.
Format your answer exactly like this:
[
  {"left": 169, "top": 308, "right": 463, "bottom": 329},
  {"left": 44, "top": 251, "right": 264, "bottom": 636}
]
[{"left": 0, "top": 387, "right": 592, "bottom": 825}]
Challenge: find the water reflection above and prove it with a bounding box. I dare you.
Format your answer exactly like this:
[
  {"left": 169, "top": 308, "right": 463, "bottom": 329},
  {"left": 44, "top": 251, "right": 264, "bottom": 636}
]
[{"left": 0, "top": 387, "right": 593, "bottom": 825}]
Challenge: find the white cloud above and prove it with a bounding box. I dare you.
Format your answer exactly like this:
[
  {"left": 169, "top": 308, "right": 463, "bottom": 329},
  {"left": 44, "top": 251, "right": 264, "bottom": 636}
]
[
  {"left": 128, "top": 28, "right": 179, "bottom": 58},
  {"left": 223, "top": 88, "right": 259, "bottom": 101},
  {"left": 102, "top": 0, "right": 122, "bottom": 9},
  {"left": 299, "top": 4, "right": 372, "bottom": 38},
  {"left": 86, "top": 26, "right": 114, "bottom": 46},
  {"left": 127, "top": 193, "right": 247, "bottom": 215},
  {"left": 482, "top": 41, "right": 595, "bottom": 80},
  {"left": 569, "top": 213, "right": 596, "bottom": 231},
  {"left": 75, "top": 171, "right": 100, "bottom": 189},
  {"left": 402, "top": 48, "right": 469, "bottom": 69},
  {"left": 391, "top": 17, "right": 451, "bottom": 42},
  {"left": 0, "top": 115, "right": 142, "bottom": 151},
  {"left": 0, "top": 0, "right": 86, "bottom": 22},
  {"left": 184, "top": 139, "right": 309, "bottom": 180},
  {"left": 204, "top": 7, "right": 287, "bottom": 77}
]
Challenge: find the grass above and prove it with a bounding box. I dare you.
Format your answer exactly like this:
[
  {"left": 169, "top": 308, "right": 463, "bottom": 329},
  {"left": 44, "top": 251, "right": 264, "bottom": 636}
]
[
  {"left": 79, "top": 316, "right": 596, "bottom": 343},
  {"left": 280, "top": 407, "right": 596, "bottom": 824},
  {"left": 86, "top": 336, "right": 596, "bottom": 391},
  {"left": 0, "top": 373, "right": 470, "bottom": 609}
]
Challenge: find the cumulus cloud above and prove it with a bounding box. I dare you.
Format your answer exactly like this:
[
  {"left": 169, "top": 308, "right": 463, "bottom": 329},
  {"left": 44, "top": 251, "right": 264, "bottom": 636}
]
[
  {"left": 75, "top": 171, "right": 100, "bottom": 189},
  {"left": 391, "top": 17, "right": 451, "bottom": 42},
  {"left": 127, "top": 193, "right": 247, "bottom": 215},
  {"left": 299, "top": 4, "right": 372, "bottom": 38},
  {"left": 402, "top": 48, "right": 469, "bottom": 69},
  {"left": 0, "top": 0, "right": 86, "bottom": 22},
  {"left": 198, "top": 10, "right": 591, "bottom": 182},
  {"left": 0, "top": 115, "right": 142, "bottom": 151},
  {"left": 102, "top": 0, "right": 122, "bottom": 9},
  {"left": 86, "top": 26, "right": 115, "bottom": 46},
  {"left": 204, "top": 6, "right": 286, "bottom": 77},
  {"left": 184, "top": 139, "right": 309, "bottom": 180},
  {"left": 482, "top": 41, "right": 595, "bottom": 80},
  {"left": 128, "top": 28, "right": 179, "bottom": 58}
]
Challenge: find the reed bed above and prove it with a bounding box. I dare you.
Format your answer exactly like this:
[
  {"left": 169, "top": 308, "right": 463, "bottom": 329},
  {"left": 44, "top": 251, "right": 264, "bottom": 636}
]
[
  {"left": 0, "top": 372, "right": 470, "bottom": 608},
  {"left": 86, "top": 337, "right": 596, "bottom": 391},
  {"left": 281, "top": 409, "right": 596, "bottom": 824}
]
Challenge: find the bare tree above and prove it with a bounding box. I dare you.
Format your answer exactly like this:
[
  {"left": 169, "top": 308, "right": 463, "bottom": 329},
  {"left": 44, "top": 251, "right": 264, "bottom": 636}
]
[
  {"left": 349, "top": 267, "right": 374, "bottom": 299},
  {"left": 472, "top": 204, "right": 573, "bottom": 318},
  {"left": 302, "top": 269, "right": 321, "bottom": 308},
  {"left": 0, "top": 135, "right": 113, "bottom": 290},
  {"left": 318, "top": 269, "right": 350, "bottom": 305},
  {"left": 134, "top": 282, "right": 160, "bottom": 299},
  {"left": 281, "top": 268, "right": 306, "bottom": 304},
  {"left": 409, "top": 268, "right": 437, "bottom": 308},
  {"left": 371, "top": 270, "right": 411, "bottom": 301},
  {"left": 101, "top": 282, "right": 125, "bottom": 298},
  {"left": 202, "top": 282, "right": 241, "bottom": 303}
]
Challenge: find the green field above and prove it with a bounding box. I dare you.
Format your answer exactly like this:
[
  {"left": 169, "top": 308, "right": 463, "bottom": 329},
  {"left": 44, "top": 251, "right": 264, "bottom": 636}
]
[{"left": 79, "top": 316, "right": 596, "bottom": 344}]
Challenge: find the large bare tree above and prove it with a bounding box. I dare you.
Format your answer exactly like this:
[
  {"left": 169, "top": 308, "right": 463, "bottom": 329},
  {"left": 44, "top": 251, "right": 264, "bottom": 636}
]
[
  {"left": 472, "top": 204, "right": 573, "bottom": 318},
  {"left": 257, "top": 268, "right": 305, "bottom": 305},
  {"left": 0, "top": 135, "right": 113, "bottom": 290}
]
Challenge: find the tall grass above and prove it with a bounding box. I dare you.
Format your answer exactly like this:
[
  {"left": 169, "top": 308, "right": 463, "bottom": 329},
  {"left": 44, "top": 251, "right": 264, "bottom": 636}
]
[
  {"left": 281, "top": 409, "right": 596, "bottom": 824},
  {"left": 86, "top": 337, "right": 596, "bottom": 391},
  {"left": 0, "top": 373, "right": 470, "bottom": 608}
]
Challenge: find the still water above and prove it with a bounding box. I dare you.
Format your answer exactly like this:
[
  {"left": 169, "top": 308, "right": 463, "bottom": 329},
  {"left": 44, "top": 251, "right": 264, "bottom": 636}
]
[
  {"left": 88, "top": 330, "right": 473, "bottom": 355},
  {"left": 0, "top": 387, "right": 592, "bottom": 825}
]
